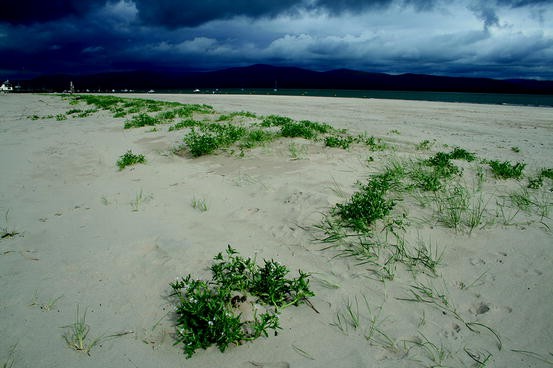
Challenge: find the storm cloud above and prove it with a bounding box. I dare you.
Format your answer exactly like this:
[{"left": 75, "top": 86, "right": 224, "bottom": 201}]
[{"left": 1, "top": 0, "right": 552, "bottom": 79}]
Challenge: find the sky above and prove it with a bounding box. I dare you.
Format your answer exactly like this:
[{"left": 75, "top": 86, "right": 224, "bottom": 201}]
[{"left": 1, "top": 0, "right": 552, "bottom": 80}]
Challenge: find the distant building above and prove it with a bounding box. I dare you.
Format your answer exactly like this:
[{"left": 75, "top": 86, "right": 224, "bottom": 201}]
[{"left": 0, "top": 80, "right": 13, "bottom": 92}]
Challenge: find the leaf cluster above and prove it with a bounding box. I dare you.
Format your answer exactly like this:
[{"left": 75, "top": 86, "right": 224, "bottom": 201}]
[
  {"left": 170, "top": 246, "right": 314, "bottom": 358},
  {"left": 488, "top": 160, "right": 525, "bottom": 179},
  {"left": 116, "top": 150, "right": 145, "bottom": 170}
]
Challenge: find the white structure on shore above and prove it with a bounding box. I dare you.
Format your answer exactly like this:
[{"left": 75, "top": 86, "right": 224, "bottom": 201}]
[{"left": 0, "top": 80, "right": 13, "bottom": 92}]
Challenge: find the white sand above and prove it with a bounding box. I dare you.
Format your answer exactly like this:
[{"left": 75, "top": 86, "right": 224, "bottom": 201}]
[{"left": 0, "top": 93, "right": 552, "bottom": 367}]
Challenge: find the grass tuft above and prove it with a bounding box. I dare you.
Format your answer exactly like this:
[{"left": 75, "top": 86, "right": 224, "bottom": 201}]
[{"left": 116, "top": 150, "right": 145, "bottom": 170}]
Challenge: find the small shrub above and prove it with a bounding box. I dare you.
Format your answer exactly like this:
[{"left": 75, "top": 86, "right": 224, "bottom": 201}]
[
  {"left": 169, "top": 119, "right": 202, "bottom": 131},
  {"left": 540, "top": 168, "right": 553, "bottom": 180},
  {"left": 415, "top": 139, "right": 434, "bottom": 151},
  {"left": 425, "top": 152, "right": 460, "bottom": 178},
  {"left": 170, "top": 246, "right": 314, "bottom": 358},
  {"left": 335, "top": 178, "right": 395, "bottom": 231},
  {"left": 448, "top": 147, "right": 476, "bottom": 162},
  {"left": 489, "top": 160, "right": 525, "bottom": 179},
  {"left": 124, "top": 113, "right": 159, "bottom": 129},
  {"left": 116, "top": 150, "right": 145, "bottom": 170},
  {"left": 55, "top": 114, "right": 67, "bottom": 121},
  {"left": 261, "top": 115, "right": 293, "bottom": 127},
  {"left": 280, "top": 121, "right": 317, "bottom": 139},
  {"left": 240, "top": 129, "right": 275, "bottom": 149},
  {"left": 325, "top": 135, "right": 353, "bottom": 149},
  {"left": 183, "top": 130, "right": 220, "bottom": 157}
]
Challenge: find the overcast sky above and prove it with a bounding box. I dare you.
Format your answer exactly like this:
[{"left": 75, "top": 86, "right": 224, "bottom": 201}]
[{"left": 1, "top": 0, "right": 552, "bottom": 80}]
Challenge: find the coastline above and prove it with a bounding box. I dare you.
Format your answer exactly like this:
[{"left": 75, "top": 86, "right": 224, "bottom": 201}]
[{"left": 1, "top": 93, "right": 552, "bottom": 367}]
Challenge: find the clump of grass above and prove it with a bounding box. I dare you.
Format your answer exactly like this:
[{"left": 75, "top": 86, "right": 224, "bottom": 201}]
[
  {"left": 280, "top": 121, "right": 318, "bottom": 139},
  {"left": 124, "top": 113, "right": 160, "bottom": 129},
  {"left": 116, "top": 150, "right": 145, "bottom": 170},
  {"left": 62, "top": 306, "right": 102, "bottom": 355},
  {"left": 191, "top": 196, "right": 208, "bottom": 212},
  {"left": 356, "top": 134, "right": 388, "bottom": 151},
  {"left": 1, "top": 343, "right": 17, "bottom": 368},
  {"left": 62, "top": 305, "right": 132, "bottom": 356},
  {"left": 416, "top": 139, "right": 435, "bottom": 151},
  {"left": 334, "top": 175, "right": 396, "bottom": 231},
  {"left": 1, "top": 210, "right": 19, "bottom": 239},
  {"left": 217, "top": 111, "right": 257, "bottom": 121},
  {"left": 511, "top": 146, "right": 521, "bottom": 153},
  {"left": 55, "top": 114, "right": 67, "bottom": 121},
  {"left": 489, "top": 160, "right": 525, "bottom": 179},
  {"left": 168, "top": 119, "right": 201, "bottom": 131},
  {"left": 170, "top": 246, "right": 314, "bottom": 358},
  {"left": 260, "top": 115, "right": 293, "bottom": 127},
  {"left": 528, "top": 168, "right": 553, "bottom": 189},
  {"left": 239, "top": 129, "right": 276, "bottom": 149},
  {"left": 325, "top": 135, "right": 354, "bottom": 149}
]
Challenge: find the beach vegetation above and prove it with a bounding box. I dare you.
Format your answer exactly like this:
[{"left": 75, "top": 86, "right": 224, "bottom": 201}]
[
  {"left": 168, "top": 119, "right": 202, "bottom": 131},
  {"left": 239, "top": 129, "right": 276, "bottom": 149},
  {"left": 124, "top": 113, "right": 160, "bottom": 129},
  {"left": 260, "top": 115, "right": 293, "bottom": 127},
  {"left": 62, "top": 305, "right": 132, "bottom": 356},
  {"left": 1, "top": 210, "right": 19, "bottom": 239},
  {"left": 288, "top": 142, "right": 308, "bottom": 160},
  {"left": 415, "top": 139, "right": 435, "bottom": 151},
  {"left": 170, "top": 246, "right": 314, "bottom": 358},
  {"left": 191, "top": 196, "right": 208, "bottom": 212},
  {"left": 356, "top": 134, "right": 388, "bottom": 151},
  {"left": 116, "top": 150, "right": 145, "bottom": 170},
  {"left": 55, "top": 114, "right": 67, "bottom": 121},
  {"left": 511, "top": 146, "right": 521, "bottom": 153},
  {"left": 280, "top": 121, "right": 319, "bottom": 139},
  {"left": 1, "top": 343, "right": 16, "bottom": 368},
  {"left": 325, "top": 135, "right": 354, "bottom": 149},
  {"left": 130, "top": 189, "right": 152, "bottom": 212},
  {"left": 217, "top": 111, "right": 257, "bottom": 121},
  {"left": 334, "top": 176, "right": 396, "bottom": 231},
  {"left": 488, "top": 160, "right": 525, "bottom": 179}
]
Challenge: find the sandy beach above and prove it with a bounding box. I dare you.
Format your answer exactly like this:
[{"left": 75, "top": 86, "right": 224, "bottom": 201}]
[{"left": 1, "top": 93, "right": 552, "bottom": 367}]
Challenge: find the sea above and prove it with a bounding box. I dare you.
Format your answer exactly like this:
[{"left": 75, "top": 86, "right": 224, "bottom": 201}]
[{"left": 171, "top": 88, "right": 553, "bottom": 108}]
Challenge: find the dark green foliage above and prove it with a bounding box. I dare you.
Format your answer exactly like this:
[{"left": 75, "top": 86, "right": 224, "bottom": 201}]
[
  {"left": 183, "top": 123, "right": 247, "bottom": 156},
  {"left": 527, "top": 168, "right": 553, "bottom": 189},
  {"left": 217, "top": 111, "right": 257, "bottom": 121},
  {"left": 335, "top": 177, "right": 396, "bottom": 231},
  {"left": 183, "top": 130, "right": 220, "bottom": 157},
  {"left": 116, "top": 150, "right": 145, "bottom": 170},
  {"left": 489, "top": 160, "right": 525, "bottom": 179},
  {"left": 170, "top": 246, "right": 313, "bottom": 358},
  {"left": 325, "top": 135, "right": 354, "bottom": 149},
  {"left": 425, "top": 152, "right": 460, "bottom": 178},
  {"left": 540, "top": 168, "right": 553, "bottom": 180},
  {"left": 356, "top": 134, "right": 388, "bottom": 151},
  {"left": 240, "top": 129, "right": 275, "bottom": 149},
  {"left": 261, "top": 115, "right": 293, "bottom": 127},
  {"left": 124, "top": 113, "right": 159, "bottom": 129},
  {"left": 280, "top": 120, "right": 331, "bottom": 139},
  {"left": 448, "top": 147, "right": 476, "bottom": 162}
]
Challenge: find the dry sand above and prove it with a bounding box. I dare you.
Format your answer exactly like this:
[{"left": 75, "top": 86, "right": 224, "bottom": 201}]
[{"left": 1, "top": 93, "right": 552, "bottom": 367}]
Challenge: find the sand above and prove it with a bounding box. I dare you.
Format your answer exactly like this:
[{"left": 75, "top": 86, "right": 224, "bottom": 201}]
[{"left": 0, "top": 93, "right": 552, "bottom": 367}]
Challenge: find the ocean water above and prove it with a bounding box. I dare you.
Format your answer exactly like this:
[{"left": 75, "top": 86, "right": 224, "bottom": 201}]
[{"left": 174, "top": 88, "right": 553, "bottom": 107}]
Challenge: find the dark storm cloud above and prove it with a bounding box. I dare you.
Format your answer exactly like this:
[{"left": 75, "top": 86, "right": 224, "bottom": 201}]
[
  {"left": 1, "top": 0, "right": 552, "bottom": 79},
  {"left": 0, "top": 0, "right": 98, "bottom": 24}
]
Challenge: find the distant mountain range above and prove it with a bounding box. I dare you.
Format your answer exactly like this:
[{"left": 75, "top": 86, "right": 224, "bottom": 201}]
[{"left": 19, "top": 64, "right": 553, "bottom": 94}]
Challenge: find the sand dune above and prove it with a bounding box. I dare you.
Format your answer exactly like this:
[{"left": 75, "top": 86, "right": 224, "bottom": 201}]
[{"left": 1, "top": 93, "right": 552, "bottom": 367}]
